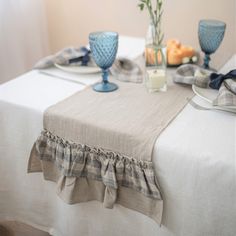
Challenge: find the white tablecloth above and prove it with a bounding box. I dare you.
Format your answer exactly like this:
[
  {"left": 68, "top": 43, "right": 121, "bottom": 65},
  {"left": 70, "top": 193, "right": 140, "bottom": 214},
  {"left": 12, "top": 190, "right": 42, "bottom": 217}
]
[{"left": 0, "top": 38, "right": 236, "bottom": 236}]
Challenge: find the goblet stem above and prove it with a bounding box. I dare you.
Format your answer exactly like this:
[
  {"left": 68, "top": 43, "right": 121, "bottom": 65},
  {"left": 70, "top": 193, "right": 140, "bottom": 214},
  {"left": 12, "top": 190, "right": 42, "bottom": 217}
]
[
  {"left": 93, "top": 68, "right": 118, "bottom": 92},
  {"left": 102, "top": 69, "right": 109, "bottom": 84},
  {"left": 203, "top": 53, "right": 211, "bottom": 69}
]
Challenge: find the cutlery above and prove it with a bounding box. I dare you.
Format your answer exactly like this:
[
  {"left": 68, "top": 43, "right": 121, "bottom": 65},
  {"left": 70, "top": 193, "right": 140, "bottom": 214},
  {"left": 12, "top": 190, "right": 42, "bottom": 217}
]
[
  {"left": 39, "top": 70, "right": 87, "bottom": 86},
  {"left": 188, "top": 99, "right": 236, "bottom": 114}
]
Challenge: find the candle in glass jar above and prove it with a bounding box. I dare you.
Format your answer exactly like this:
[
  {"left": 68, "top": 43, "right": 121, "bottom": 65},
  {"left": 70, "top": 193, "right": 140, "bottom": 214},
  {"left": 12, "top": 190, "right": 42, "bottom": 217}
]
[{"left": 146, "top": 69, "right": 167, "bottom": 92}]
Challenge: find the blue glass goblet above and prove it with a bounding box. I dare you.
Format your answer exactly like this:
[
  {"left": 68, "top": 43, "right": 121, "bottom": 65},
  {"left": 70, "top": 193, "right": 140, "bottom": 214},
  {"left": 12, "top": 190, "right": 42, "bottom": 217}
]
[
  {"left": 198, "top": 19, "right": 226, "bottom": 70},
  {"left": 89, "top": 31, "right": 119, "bottom": 92}
]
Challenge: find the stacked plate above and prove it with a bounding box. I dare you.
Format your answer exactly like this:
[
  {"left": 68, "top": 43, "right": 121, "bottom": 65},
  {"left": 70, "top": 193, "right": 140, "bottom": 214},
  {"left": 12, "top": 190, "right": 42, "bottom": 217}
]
[{"left": 192, "top": 85, "right": 236, "bottom": 113}]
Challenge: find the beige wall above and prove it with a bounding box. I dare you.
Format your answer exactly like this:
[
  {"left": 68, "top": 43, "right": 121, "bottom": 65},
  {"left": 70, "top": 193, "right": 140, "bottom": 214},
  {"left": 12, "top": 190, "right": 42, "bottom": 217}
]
[
  {"left": 0, "top": 0, "right": 49, "bottom": 84},
  {"left": 45, "top": 0, "right": 236, "bottom": 69}
]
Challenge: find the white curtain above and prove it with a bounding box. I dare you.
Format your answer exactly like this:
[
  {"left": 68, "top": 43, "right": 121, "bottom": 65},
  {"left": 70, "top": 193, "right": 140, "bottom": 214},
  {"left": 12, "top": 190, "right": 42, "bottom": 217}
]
[{"left": 0, "top": 0, "right": 49, "bottom": 84}]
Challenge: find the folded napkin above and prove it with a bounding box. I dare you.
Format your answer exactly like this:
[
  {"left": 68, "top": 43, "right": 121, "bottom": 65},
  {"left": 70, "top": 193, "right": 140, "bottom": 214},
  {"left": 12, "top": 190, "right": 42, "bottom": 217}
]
[
  {"left": 110, "top": 58, "right": 143, "bottom": 83},
  {"left": 210, "top": 71, "right": 236, "bottom": 106},
  {"left": 173, "top": 64, "right": 236, "bottom": 107},
  {"left": 173, "top": 64, "right": 210, "bottom": 87},
  {"left": 35, "top": 47, "right": 143, "bottom": 84},
  {"left": 34, "top": 47, "right": 93, "bottom": 69}
]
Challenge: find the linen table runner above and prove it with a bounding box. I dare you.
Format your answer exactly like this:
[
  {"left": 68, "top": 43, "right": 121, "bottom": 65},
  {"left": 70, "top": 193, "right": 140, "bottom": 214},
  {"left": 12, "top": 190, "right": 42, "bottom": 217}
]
[{"left": 28, "top": 79, "right": 193, "bottom": 224}]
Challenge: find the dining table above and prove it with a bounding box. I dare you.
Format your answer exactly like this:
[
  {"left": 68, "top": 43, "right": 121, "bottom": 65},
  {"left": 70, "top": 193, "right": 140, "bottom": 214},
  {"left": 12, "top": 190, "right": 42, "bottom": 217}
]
[{"left": 0, "top": 36, "right": 235, "bottom": 236}]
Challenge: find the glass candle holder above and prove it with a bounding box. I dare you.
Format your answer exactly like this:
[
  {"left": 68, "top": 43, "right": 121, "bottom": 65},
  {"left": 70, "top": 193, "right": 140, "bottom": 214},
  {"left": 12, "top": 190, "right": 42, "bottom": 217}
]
[{"left": 146, "top": 68, "right": 167, "bottom": 92}]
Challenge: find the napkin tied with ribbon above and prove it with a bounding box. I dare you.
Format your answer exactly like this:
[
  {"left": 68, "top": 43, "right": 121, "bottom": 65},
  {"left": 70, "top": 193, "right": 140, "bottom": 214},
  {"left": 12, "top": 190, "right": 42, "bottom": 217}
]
[
  {"left": 209, "top": 70, "right": 236, "bottom": 106},
  {"left": 34, "top": 47, "right": 93, "bottom": 69},
  {"left": 173, "top": 64, "right": 236, "bottom": 107},
  {"left": 34, "top": 47, "right": 144, "bottom": 83},
  {"left": 209, "top": 70, "right": 236, "bottom": 91}
]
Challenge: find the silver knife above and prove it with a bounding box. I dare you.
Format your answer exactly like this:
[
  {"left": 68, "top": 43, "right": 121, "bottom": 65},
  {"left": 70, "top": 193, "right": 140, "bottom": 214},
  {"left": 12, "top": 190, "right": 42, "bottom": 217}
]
[{"left": 39, "top": 70, "right": 87, "bottom": 86}]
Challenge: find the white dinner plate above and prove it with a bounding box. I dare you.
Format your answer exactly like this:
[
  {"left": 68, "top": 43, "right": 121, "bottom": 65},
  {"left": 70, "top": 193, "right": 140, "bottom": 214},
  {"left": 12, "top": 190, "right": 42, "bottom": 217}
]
[
  {"left": 192, "top": 84, "right": 236, "bottom": 112},
  {"left": 192, "top": 84, "right": 218, "bottom": 103},
  {"left": 54, "top": 63, "right": 101, "bottom": 74}
]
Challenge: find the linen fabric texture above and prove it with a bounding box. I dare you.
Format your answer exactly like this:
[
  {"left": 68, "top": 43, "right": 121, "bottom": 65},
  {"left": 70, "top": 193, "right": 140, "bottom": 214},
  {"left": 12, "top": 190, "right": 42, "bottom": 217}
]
[
  {"left": 173, "top": 64, "right": 211, "bottom": 87},
  {"left": 34, "top": 47, "right": 94, "bottom": 69},
  {"left": 28, "top": 79, "right": 193, "bottom": 224},
  {"left": 173, "top": 64, "right": 236, "bottom": 107},
  {"left": 110, "top": 57, "right": 143, "bottom": 83},
  {"left": 213, "top": 80, "right": 236, "bottom": 106}
]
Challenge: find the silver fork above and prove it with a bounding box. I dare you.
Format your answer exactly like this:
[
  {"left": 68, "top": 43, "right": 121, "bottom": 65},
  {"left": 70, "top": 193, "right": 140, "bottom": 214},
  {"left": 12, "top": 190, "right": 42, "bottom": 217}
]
[{"left": 188, "top": 99, "right": 236, "bottom": 114}]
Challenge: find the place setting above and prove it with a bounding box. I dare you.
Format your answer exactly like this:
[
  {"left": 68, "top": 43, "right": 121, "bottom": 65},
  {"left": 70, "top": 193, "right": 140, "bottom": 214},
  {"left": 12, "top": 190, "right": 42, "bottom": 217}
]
[
  {"left": 172, "top": 19, "right": 236, "bottom": 114},
  {"left": 33, "top": 45, "right": 101, "bottom": 86},
  {"left": 33, "top": 33, "right": 145, "bottom": 89}
]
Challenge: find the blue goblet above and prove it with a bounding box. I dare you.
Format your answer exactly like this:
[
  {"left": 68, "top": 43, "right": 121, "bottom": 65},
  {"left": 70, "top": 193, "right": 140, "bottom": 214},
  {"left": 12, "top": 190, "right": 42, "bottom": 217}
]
[
  {"left": 89, "top": 31, "right": 119, "bottom": 92},
  {"left": 198, "top": 19, "right": 226, "bottom": 70}
]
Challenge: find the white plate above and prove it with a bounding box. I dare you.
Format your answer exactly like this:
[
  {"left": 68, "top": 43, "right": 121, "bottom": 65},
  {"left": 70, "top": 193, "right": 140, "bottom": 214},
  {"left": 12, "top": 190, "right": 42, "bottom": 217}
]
[
  {"left": 192, "top": 84, "right": 236, "bottom": 112},
  {"left": 192, "top": 84, "right": 218, "bottom": 103},
  {"left": 54, "top": 63, "right": 101, "bottom": 74}
]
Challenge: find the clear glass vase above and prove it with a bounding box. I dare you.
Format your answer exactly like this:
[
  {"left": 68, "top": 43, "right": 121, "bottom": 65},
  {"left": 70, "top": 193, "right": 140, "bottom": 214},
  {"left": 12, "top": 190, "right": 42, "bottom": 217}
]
[{"left": 145, "top": 22, "right": 167, "bottom": 92}]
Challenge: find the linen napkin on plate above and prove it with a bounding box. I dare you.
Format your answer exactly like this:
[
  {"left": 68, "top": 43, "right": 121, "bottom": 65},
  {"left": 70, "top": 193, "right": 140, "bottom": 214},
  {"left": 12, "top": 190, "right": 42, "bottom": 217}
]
[
  {"left": 110, "top": 58, "right": 143, "bottom": 83},
  {"left": 210, "top": 71, "right": 236, "bottom": 106},
  {"left": 34, "top": 47, "right": 94, "bottom": 69},
  {"left": 34, "top": 47, "right": 144, "bottom": 84},
  {"left": 173, "top": 64, "right": 236, "bottom": 107}
]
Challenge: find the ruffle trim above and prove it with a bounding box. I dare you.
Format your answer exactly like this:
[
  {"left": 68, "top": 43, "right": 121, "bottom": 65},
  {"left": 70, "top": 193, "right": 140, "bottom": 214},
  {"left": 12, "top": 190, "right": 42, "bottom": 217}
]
[{"left": 35, "top": 130, "right": 162, "bottom": 200}]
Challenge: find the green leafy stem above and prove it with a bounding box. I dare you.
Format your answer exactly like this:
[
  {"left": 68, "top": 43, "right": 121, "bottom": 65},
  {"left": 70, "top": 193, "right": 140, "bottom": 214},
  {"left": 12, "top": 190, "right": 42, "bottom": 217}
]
[{"left": 138, "top": 0, "right": 164, "bottom": 46}]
